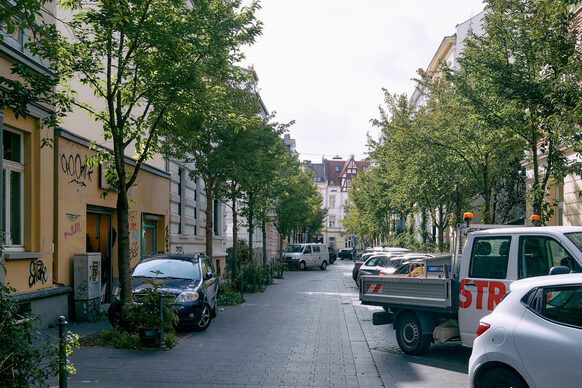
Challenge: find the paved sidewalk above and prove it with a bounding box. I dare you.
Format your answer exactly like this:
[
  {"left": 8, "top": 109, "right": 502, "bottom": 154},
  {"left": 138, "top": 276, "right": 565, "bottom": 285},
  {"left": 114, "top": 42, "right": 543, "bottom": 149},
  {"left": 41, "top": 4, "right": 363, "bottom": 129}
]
[{"left": 46, "top": 261, "right": 470, "bottom": 387}]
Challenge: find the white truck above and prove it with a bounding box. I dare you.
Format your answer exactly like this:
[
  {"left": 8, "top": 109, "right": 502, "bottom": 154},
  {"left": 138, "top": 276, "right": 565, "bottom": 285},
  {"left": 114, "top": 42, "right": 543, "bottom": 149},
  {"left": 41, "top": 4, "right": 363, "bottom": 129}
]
[{"left": 359, "top": 224, "right": 582, "bottom": 355}]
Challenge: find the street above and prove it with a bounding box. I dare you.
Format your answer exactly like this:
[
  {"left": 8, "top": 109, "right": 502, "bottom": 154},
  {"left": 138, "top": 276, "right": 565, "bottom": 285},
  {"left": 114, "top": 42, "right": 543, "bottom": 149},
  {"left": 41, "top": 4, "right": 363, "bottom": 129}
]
[{"left": 63, "top": 260, "right": 470, "bottom": 387}]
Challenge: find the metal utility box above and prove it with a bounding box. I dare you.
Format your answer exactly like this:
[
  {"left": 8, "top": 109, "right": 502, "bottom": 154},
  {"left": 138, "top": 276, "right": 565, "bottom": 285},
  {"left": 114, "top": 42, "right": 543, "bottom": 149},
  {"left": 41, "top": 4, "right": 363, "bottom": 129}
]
[{"left": 73, "top": 253, "right": 101, "bottom": 321}]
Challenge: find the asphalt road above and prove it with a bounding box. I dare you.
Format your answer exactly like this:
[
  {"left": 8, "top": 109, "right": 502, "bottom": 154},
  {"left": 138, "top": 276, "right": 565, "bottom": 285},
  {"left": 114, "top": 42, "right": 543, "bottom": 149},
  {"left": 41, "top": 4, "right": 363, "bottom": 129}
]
[{"left": 61, "top": 259, "right": 471, "bottom": 387}]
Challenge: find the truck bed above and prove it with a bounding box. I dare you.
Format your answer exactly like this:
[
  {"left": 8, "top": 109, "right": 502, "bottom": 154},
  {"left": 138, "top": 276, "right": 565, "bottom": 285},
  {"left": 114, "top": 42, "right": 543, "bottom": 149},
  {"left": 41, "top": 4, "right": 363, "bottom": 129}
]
[{"left": 360, "top": 275, "right": 459, "bottom": 313}]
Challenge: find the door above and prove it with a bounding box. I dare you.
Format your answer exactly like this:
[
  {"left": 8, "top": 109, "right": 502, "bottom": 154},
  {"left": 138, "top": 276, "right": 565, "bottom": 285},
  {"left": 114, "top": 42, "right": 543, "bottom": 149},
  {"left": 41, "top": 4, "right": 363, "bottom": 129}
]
[
  {"left": 515, "top": 285, "right": 582, "bottom": 387},
  {"left": 312, "top": 245, "right": 321, "bottom": 265},
  {"left": 86, "top": 210, "right": 113, "bottom": 303},
  {"left": 458, "top": 235, "right": 512, "bottom": 346},
  {"left": 303, "top": 245, "right": 312, "bottom": 266},
  {"left": 141, "top": 213, "right": 161, "bottom": 257},
  {"left": 201, "top": 258, "right": 218, "bottom": 308}
]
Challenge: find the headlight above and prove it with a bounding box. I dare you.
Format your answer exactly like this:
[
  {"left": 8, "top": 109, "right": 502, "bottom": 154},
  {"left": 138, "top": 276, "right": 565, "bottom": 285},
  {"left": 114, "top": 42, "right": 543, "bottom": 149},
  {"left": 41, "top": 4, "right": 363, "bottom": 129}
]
[{"left": 175, "top": 291, "right": 199, "bottom": 303}]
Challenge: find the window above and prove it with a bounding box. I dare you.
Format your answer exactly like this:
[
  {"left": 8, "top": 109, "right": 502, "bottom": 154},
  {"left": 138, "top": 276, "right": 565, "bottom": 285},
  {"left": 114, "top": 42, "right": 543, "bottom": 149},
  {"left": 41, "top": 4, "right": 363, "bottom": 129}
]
[
  {"left": 193, "top": 176, "right": 198, "bottom": 201},
  {"left": 213, "top": 199, "right": 220, "bottom": 236},
  {"left": 518, "top": 236, "right": 574, "bottom": 279},
  {"left": 329, "top": 215, "right": 336, "bottom": 228},
  {"left": 469, "top": 237, "right": 511, "bottom": 279},
  {"left": 3, "top": 129, "right": 23, "bottom": 246},
  {"left": 540, "top": 286, "right": 582, "bottom": 328},
  {"left": 178, "top": 168, "right": 183, "bottom": 234},
  {"left": 303, "top": 246, "right": 311, "bottom": 254},
  {"left": 334, "top": 166, "right": 340, "bottom": 172},
  {"left": 312, "top": 245, "right": 320, "bottom": 253},
  {"left": 329, "top": 195, "right": 336, "bottom": 208}
]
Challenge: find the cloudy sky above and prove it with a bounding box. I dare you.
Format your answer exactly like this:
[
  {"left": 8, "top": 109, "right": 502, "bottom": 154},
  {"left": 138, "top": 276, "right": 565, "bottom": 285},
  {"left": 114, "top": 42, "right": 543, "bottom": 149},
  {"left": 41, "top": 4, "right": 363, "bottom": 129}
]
[{"left": 242, "top": 1, "right": 485, "bottom": 162}]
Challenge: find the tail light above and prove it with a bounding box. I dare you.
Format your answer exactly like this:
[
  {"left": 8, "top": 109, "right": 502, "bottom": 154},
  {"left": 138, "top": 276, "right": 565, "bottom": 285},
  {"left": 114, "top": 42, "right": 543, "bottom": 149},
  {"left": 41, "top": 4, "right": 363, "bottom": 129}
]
[
  {"left": 358, "top": 268, "right": 361, "bottom": 274},
  {"left": 476, "top": 322, "right": 490, "bottom": 337}
]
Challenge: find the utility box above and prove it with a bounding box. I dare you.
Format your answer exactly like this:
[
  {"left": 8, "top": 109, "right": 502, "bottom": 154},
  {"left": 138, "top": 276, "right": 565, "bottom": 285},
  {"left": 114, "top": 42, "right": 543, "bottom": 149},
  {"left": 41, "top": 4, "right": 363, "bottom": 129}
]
[{"left": 73, "top": 253, "right": 101, "bottom": 321}]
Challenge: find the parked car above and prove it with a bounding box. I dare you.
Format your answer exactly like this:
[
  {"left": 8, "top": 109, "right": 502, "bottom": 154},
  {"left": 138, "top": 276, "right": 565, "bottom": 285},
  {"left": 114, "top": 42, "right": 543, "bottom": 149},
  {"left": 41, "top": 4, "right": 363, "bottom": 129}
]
[
  {"left": 338, "top": 248, "right": 354, "bottom": 260},
  {"left": 353, "top": 249, "right": 417, "bottom": 285},
  {"left": 469, "top": 273, "right": 582, "bottom": 388},
  {"left": 283, "top": 243, "right": 329, "bottom": 270},
  {"left": 328, "top": 247, "right": 337, "bottom": 264},
  {"left": 109, "top": 253, "right": 218, "bottom": 331}
]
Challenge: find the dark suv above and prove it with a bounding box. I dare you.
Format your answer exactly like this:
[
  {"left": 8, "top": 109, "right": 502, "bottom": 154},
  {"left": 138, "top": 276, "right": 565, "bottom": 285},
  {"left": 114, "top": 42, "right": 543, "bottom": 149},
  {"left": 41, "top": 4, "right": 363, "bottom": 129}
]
[
  {"left": 109, "top": 253, "right": 218, "bottom": 331},
  {"left": 338, "top": 248, "right": 354, "bottom": 260}
]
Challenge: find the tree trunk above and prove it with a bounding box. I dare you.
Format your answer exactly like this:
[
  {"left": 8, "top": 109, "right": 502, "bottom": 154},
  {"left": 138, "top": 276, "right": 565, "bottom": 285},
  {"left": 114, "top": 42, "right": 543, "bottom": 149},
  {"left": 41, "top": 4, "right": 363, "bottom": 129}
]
[
  {"left": 116, "top": 183, "right": 132, "bottom": 309},
  {"left": 231, "top": 190, "right": 238, "bottom": 282},
  {"left": 204, "top": 177, "right": 214, "bottom": 259},
  {"left": 262, "top": 218, "right": 267, "bottom": 267}
]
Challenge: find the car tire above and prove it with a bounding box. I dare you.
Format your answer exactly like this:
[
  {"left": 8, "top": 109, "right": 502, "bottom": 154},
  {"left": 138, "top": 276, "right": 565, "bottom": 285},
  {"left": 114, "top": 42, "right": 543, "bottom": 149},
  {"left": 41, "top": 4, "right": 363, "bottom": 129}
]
[
  {"left": 477, "top": 368, "right": 526, "bottom": 388},
  {"left": 395, "top": 312, "right": 432, "bottom": 355},
  {"left": 321, "top": 261, "right": 327, "bottom": 270},
  {"left": 299, "top": 261, "right": 306, "bottom": 271},
  {"left": 193, "top": 304, "right": 212, "bottom": 332}
]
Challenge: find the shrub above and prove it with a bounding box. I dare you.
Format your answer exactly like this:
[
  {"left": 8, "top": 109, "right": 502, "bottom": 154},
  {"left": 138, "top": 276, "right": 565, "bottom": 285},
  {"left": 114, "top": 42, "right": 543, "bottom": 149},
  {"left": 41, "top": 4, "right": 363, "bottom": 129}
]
[
  {"left": 0, "top": 282, "right": 78, "bottom": 387},
  {"left": 217, "top": 282, "right": 244, "bottom": 306}
]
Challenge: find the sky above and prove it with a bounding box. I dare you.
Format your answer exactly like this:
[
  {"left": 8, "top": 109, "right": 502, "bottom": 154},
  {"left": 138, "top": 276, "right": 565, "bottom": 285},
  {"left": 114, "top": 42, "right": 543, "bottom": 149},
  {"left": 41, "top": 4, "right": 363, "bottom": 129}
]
[{"left": 242, "top": 0, "right": 485, "bottom": 163}]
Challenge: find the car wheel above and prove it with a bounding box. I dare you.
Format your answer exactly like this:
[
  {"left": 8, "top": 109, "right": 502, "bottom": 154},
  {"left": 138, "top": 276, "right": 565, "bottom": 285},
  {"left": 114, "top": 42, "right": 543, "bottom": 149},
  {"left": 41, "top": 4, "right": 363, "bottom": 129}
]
[
  {"left": 193, "top": 304, "right": 212, "bottom": 332},
  {"left": 395, "top": 312, "right": 432, "bottom": 355},
  {"left": 321, "top": 261, "right": 327, "bottom": 270},
  {"left": 477, "top": 368, "right": 526, "bottom": 388},
  {"left": 299, "top": 261, "right": 306, "bottom": 271}
]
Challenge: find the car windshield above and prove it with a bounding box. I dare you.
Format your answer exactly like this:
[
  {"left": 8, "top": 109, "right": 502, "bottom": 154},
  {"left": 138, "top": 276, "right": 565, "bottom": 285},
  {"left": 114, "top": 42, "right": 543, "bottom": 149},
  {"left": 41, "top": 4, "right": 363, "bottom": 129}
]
[
  {"left": 132, "top": 259, "right": 201, "bottom": 280},
  {"left": 285, "top": 244, "right": 303, "bottom": 253},
  {"left": 565, "top": 232, "right": 582, "bottom": 255}
]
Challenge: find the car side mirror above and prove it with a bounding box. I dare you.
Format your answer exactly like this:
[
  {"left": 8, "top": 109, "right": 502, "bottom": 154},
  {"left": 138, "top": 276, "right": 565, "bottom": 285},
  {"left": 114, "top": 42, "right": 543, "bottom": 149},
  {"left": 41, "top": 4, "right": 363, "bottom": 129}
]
[
  {"left": 549, "top": 266, "right": 571, "bottom": 276},
  {"left": 204, "top": 272, "right": 214, "bottom": 280}
]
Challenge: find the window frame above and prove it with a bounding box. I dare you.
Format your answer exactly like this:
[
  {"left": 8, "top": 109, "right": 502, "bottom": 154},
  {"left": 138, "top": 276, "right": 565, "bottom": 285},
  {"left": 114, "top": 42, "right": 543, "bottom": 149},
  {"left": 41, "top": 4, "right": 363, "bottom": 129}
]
[{"left": 3, "top": 128, "right": 24, "bottom": 248}]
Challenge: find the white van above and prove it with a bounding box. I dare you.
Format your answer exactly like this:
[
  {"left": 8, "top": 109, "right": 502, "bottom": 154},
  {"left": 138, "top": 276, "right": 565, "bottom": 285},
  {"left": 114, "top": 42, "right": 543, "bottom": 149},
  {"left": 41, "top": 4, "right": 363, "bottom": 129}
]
[{"left": 283, "top": 243, "right": 330, "bottom": 271}]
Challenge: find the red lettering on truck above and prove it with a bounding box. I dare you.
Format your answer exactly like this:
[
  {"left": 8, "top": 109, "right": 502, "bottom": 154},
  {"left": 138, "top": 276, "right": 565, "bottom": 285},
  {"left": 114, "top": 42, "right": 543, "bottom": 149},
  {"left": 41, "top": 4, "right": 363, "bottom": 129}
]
[{"left": 459, "top": 279, "right": 507, "bottom": 311}]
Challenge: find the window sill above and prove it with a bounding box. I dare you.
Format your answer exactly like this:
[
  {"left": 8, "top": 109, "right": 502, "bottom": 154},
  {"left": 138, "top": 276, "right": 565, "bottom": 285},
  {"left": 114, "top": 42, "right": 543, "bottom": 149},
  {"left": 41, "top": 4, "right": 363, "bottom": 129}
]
[{"left": 4, "top": 251, "right": 43, "bottom": 261}]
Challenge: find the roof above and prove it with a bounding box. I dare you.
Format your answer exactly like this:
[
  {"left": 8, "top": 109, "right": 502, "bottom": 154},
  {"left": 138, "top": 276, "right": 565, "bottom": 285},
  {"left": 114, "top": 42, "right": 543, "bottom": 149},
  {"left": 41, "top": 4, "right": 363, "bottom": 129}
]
[{"left": 510, "top": 273, "right": 582, "bottom": 292}]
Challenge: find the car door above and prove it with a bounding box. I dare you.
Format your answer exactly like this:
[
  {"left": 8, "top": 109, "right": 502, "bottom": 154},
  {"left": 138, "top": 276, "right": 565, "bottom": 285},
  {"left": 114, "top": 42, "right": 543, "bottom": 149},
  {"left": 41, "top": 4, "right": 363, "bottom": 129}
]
[
  {"left": 303, "top": 245, "right": 312, "bottom": 266},
  {"left": 312, "top": 245, "right": 321, "bottom": 266},
  {"left": 458, "top": 236, "right": 512, "bottom": 346},
  {"left": 201, "top": 258, "right": 218, "bottom": 308},
  {"left": 515, "top": 284, "right": 582, "bottom": 388}
]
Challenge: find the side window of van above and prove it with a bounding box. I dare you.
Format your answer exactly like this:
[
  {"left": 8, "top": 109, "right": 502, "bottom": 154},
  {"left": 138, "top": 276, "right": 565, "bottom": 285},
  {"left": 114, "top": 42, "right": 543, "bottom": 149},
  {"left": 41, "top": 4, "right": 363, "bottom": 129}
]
[
  {"left": 303, "top": 246, "right": 311, "bottom": 254},
  {"left": 313, "top": 246, "right": 320, "bottom": 253},
  {"left": 469, "top": 237, "right": 511, "bottom": 279},
  {"left": 518, "top": 236, "right": 573, "bottom": 279}
]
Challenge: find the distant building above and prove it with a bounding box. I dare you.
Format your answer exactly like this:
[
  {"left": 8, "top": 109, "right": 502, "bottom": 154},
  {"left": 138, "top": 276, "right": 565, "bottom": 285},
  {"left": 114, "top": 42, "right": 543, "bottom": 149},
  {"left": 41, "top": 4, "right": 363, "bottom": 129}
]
[
  {"left": 304, "top": 156, "right": 370, "bottom": 249},
  {"left": 283, "top": 134, "right": 298, "bottom": 157}
]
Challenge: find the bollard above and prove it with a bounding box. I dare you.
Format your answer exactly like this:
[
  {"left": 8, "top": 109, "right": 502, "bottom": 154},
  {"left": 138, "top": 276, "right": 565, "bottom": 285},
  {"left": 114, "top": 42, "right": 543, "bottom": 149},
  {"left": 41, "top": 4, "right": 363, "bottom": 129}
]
[
  {"left": 240, "top": 270, "right": 244, "bottom": 295},
  {"left": 253, "top": 267, "right": 256, "bottom": 293},
  {"left": 57, "top": 316, "right": 68, "bottom": 388},
  {"left": 159, "top": 292, "right": 167, "bottom": 349}
]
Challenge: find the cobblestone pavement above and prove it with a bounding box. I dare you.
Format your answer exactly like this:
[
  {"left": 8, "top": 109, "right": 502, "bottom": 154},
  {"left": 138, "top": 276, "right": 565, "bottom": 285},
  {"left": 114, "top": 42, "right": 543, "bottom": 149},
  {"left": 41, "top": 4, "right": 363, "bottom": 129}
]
[{"left": 60, "top": 260, "right": 470, "bottom": 387}]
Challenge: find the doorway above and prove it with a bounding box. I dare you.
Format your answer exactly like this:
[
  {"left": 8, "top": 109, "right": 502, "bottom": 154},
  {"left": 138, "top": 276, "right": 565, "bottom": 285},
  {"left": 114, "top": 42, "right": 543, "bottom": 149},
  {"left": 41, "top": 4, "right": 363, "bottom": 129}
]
[{"left": 86, "top": 208, "right": 113, "bottom": 303}]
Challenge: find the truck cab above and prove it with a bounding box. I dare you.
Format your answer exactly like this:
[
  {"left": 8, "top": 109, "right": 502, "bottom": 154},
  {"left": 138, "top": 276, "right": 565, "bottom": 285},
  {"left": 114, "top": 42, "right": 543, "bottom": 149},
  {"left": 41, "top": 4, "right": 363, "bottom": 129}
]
[{"left": 457, "top": 226, "right": 582, "bottom": 346}]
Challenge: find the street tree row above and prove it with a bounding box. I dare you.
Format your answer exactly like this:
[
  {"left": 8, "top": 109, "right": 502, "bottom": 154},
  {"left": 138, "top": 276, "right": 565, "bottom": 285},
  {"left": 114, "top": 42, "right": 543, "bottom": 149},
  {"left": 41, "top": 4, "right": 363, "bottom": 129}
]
[
  {"left": 345, "top": 0, "right": 582, "bottom": 250},
  {"left": 2, "top": 0, "right": 324, "bottom": 318}
]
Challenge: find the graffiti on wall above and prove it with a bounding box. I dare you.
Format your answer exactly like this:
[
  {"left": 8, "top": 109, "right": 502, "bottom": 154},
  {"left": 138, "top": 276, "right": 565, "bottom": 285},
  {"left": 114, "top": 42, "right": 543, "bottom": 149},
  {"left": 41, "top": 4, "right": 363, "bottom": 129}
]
[
  {"left": 129, "top": 210, "right": 140, "bottom": 259},
  {"left": 29, "top": 259, "right": 48, "bottom": 287},
  {"left": 61, "top": 153, "right": 94, "bottom": 187},
  {"left": 65, "top": 221, "right": 81, "bottom": 239}
]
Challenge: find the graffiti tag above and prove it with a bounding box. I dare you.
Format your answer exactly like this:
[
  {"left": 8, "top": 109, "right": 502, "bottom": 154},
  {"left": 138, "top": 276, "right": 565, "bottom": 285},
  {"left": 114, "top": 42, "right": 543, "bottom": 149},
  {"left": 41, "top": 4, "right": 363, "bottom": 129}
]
[
  {"left": 65, "top": 222, "right": 81, "bottom": 239},
  {"left": 66, "top": 213, "right": 81, "bottom": 222},
  {"left": 61, "top": 153, "right": 94, "bottom": 185},
  {"left": 29, "top": 259, "right": 48, "bottom": 287}
]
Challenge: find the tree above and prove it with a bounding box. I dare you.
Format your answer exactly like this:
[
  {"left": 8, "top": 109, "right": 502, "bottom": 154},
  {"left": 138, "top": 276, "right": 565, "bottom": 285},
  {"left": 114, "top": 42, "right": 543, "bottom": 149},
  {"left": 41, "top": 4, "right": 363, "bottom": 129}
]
[
  {"left": 164, "top": 69, "right": 264, "bottom": 262},
  {"left": 452, "top": 0, "right": 582, "bottom": 222},
  {"left": 51, "top": 0, "right": 261, "bottom": 312}
]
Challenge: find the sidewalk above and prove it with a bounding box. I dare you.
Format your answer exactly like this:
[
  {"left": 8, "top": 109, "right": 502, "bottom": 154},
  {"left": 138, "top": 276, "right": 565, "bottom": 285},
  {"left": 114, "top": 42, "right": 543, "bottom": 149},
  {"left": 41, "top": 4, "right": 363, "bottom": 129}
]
[{"left": 39, "top": 314, "right": 112, "bottom": 341}]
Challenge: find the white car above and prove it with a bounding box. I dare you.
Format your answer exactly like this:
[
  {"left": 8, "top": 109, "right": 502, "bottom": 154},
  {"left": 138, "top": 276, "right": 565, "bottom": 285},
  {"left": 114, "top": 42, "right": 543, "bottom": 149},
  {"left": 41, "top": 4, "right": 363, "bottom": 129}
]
[{"left": 469, "top": 273, "right": 582, "bottom": 388}]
